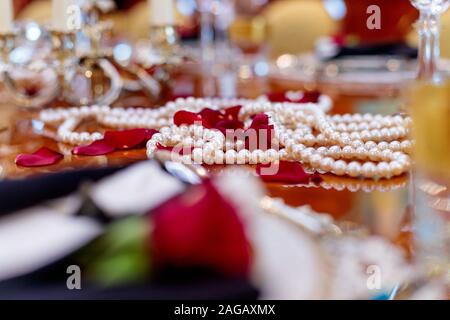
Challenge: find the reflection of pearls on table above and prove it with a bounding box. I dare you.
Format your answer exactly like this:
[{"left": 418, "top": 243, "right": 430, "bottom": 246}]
[{"left": 39, "top": 94, "right": 412, "bottom": 179}]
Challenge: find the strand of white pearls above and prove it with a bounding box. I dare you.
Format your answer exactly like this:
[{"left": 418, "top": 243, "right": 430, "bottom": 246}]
[
  {"left": 144, "top": 99, "right": 412, "bottom": 179},
  {"left": 286, "top": 178, "right": 408, "bottom": 193},
  {"left": 39, "top": 95, "right": 412, "bottom": 179},
  {"left": 40, "top": 94, "right": 333, "bottom": 145}
]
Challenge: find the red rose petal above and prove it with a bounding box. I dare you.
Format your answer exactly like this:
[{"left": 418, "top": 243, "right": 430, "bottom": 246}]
[
  {"left": 173, "top": 110, "right": 203, "bottom": 127},
  {"left": 246, "top": 113, "right": 274, "bottom": 151},
  {"left": 72, "top": 139, "right": 116, "bottom": 156},
  {"left": 256, "top": 161, "right": 322, "bottom": 185},
  {"left": 266, "top": 92, "right": 289, "bottom": 103},
  {"left": 310, "top": 172, "right": 324, "bottom": 185},
  {"left": 104, "top": 129, "right": 158, "bottom": 150},
  {"left": 216, "top": 119, "right": 245, "bottom": 135},
  {"left": 300, "top": 91, "right": 320, "bottom": 103},
  {"left": 198, "top": 108, "right": 223, "bottom": 128},
  {"left": 266, "top": 91, "right": 321, "bottom": 103},
  {"left": 223, "top": 105, "right": 242, "bottom": 121},
  {"left": 249, "top": 113, "right": 270, "bottom": 127},
  {"left": 332, "top": 34, "right": 346, "bottom": 47},
  {"left": 151, "top": 180, "right": 251, "bottom": 277},
  {"left": 15, "top": 147, "right": 63, "bottom": 167}
]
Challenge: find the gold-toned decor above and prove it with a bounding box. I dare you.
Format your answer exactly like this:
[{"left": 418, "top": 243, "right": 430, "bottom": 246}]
[
  {"left": 1, "top": 0, "right": 187, "bottom": 108},
  {"left": 0, "top": 30, "right": 15, "bottom": 66},
  {"left": 149, "top": 25, "right": 179, "bottom": 56},
  {"left": 67, "top": 18, "right": 123, "bottom": 106},
  {"left": 409, "top": 80, "right": 450, "bottom": 289},
  {"left": 1, "top": 27, "right": 62, "bottom": 108},
  {"left": 263, "top": 0, "right": 337, "bottom": 57},
  {"left": 410, "top": 81, "right": 450, "bottom": 180}
]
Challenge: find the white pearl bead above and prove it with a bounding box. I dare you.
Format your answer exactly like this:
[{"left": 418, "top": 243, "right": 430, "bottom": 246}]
[
  {"left": 350, "top": 132, "right": 361, "bottom": 140},
  {"left": 389, "top": 141, "right": 401, "bottom": 150},
  {"left": 355, "top": 147, "right": 366, "bottom": 160},
  {"left": 320, "top": 157, "right": 334, "bottom": 171},
  {"left": 316, "top": 146, "right": 328, "bottom": 155},
  {"left": 361, "top": 130, "right": 371, "bottom": 141},
  {"left": 362, "top": 162, "right": 376, "bottom": 178},
  {"left": 377, "top": 162, "right": 390, "bottom": 178},
  {"left": 265, "top": 149, "right": 279, "bottom": 162},
  {"left": 351, "top": 140, "right": 364, "bottom": 149},
  {"left": 214, "top": 150, "right": 224, "bottom": 164},
  {"left": 333, "top": 160, "right": 347, "bottom": 176},
  {"left": 389, "top": 161, "right": 403, "bottom": 176},
  {"left": 368, "top": 148, "right": 381, "bottom": 161},
  {"left": 400, "top": 140, "right": 410, "bottom": 149},
  {"left": 309, "top": 154, "right": 322, "bottom": 167},
  {"left": 365, "top": 141, "right": 376, "bottom": 150},
  {"left": 237, "top": 150, "right": 250, "bottom": 164},
  {"left": 292, "top": 144, "right": 305, "bottom": 156},
  {"left": 342, "top": 146, "right": 354, "bottom": 157},
  {"left": 329, "top": 145, "right": 341, "bottom": 155},
  {"left": 192, "top": 148, "right": 203, "bottom": 164},
  {"left": 347, "top": 161, "right": 361, "bottom": 177},
  {"left": 225, "top": 150, "right": 237, "bottom": 164}
]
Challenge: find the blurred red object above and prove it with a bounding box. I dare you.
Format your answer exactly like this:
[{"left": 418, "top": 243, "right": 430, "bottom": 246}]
[
  {"left": 151, "top": 180, "right": 252, "bottom": 277},
  {"left": 342, "top": 0, "right": 418, "bottom": 45}
]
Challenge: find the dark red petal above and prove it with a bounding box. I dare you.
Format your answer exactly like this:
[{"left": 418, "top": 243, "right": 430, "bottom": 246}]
[
  {"left": 249, "top": 113, "right": 270, "bottom": 128},
  {"left": 72, "top": 139, "right": 115, "bottom": 156},
  {"left": 266, "top": 91, "right": 321, "bottom": 103},
  {"left": 256, "top": 161, "right": 321, "bottom": 185},
  {"left": 223, "top": 105, "right": 242, "bottom": 121},
  {"left": 311, "top": 172, "right": 324, "bottom": 185},
  {"left": 104, "top": 129, "right": 158, "bottom": 150},
  {"left": 198, "top": 108, "right": 223, "bottom": 128},
  {"left": 215, "top": 119, "right": 245, "bottom": 135},
  {"left": 332, "top": 34, "right": 346, "bottom": 46},
  {"left": 15, "top": 147, "right": 63, "bottom": 167},
  {"left": 151, "top": 180, "right": 251, "bottom": 277},
  {"left": 266, "top": 92, "right": 289, "bottom": 103},
  {"left": 246, "top": 114, "right": 274, "bottom": 151},
  {"left": 173, "top": 110, "right": 203, "bottom": 127},
  {"left": 300, "top": 91, "right": 321, "bottom": 103}
]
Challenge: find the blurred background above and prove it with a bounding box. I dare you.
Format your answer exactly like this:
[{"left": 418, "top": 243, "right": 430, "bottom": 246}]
[{"left": 10, "top": 0, "right": 450, "bottom": 58}]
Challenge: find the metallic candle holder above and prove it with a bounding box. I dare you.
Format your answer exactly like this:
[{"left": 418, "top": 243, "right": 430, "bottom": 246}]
[
  {"left": 49, "top": 28, "right": 78, "bottom": 103},
  {"left": 1, "top": 28, "right": 59, "bottom": 108},
  {"left": 149, "top": 25, "right": 179, "bottom": 57},
  {"left": 0, "top": 30, "right": 15, "bottom": 65},
  {"left": 67, "top": 21, "right": 123, "bottom": 106},
  {"left": 144, "top": 25, "right": 187, "bottom": 95}
]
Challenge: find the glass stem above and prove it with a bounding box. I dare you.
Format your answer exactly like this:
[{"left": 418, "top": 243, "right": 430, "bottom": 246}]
[
  {"left": 417, "top": 11, "right": 441, "bottom": 82},
  {"left": 198, "top": 0, "right": 215, "bottom": 65}
]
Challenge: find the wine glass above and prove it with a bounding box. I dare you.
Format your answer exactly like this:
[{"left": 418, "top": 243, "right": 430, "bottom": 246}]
[{"left": 411, "top": 0, "right": 450, "bottom": 82}]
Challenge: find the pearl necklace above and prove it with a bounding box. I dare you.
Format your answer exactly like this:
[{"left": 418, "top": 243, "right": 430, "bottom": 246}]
[
  {"left": 39, "top": 95, "right": 333, "bottom": 145},
  {"left": 39, "top": 94, "right": 412, "bottom": 180}
]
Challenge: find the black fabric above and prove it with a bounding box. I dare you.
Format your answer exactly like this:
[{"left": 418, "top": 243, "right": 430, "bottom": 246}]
[
  {"left": 0, "top": 239, "right": 258, "bottom": 300},
  {"left": 0, "top": 166, "right": 127, "bottom": 216},
  {"left": 0, "top": 255, "right": 258, "bottom": 300},
  {"left": 329, "top": 42, "right": 417, "bottom": 60},
  {"left": 0, "top": 165, "right": 259, "bottom": 300}
]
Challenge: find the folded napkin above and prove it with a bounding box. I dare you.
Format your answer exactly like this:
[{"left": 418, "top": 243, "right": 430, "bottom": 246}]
[
  {"left": 331, "top": 42, "right": 417, "bottom": 60},
  {"left": 316, "top": 36, "right": 417, "bottom": 61}
]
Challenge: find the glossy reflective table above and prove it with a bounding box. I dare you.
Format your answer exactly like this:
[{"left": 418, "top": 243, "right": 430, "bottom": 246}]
[{"left": 0, "top": 71, "right": 414, "bottom": 259}]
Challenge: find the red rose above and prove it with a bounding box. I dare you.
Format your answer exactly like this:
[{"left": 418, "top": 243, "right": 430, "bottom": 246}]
[{"left": 151, "top": 180, "right": 251, "bottom": 277}]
